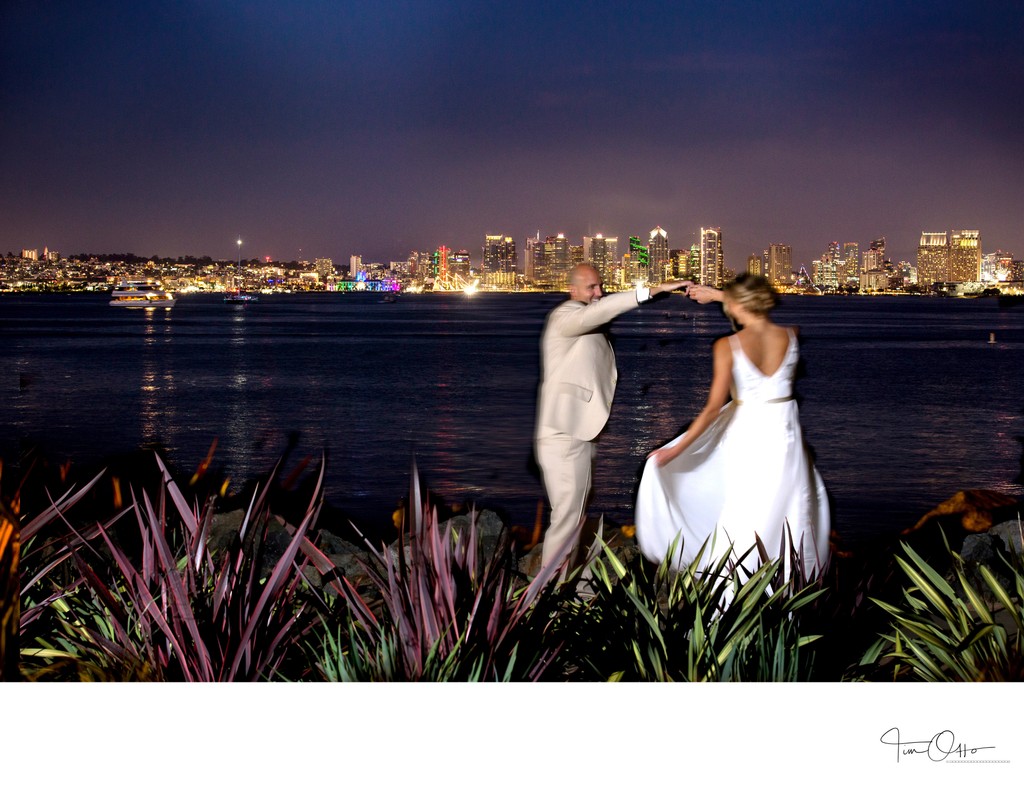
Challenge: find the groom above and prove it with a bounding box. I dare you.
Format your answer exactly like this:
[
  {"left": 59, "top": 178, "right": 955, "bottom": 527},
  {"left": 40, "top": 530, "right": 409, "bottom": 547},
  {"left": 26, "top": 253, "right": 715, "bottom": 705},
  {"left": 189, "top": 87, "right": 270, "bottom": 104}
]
[{"left": 535, "top": 263, "right": 688, "bottom": 572}]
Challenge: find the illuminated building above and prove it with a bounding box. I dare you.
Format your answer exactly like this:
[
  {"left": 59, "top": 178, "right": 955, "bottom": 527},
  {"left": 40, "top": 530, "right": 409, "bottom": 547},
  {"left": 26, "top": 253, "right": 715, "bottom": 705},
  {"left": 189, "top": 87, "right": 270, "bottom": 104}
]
[
  {"left": 450, "top": 248, "right": 471, "bottom": 277},
  {"left": 917, "top": 232, "right": 949, "bottom": 287},
  {"left": 542, "top": 233, "right": 571, "bottom": 288},
  {"left": 949, "top": 230, "right": 981, "bottom": 283},
  {"left": 671, "top": 249, "right": 692, "bottom": 279},
  {"left": 313, "top": 257, "right": 333, "bottom": 279},
  {"left": 700, "top": 227, "right": 723, "bottom": 287},
  {"left": 648, "top": 226, "right": 669, "bottom": 283},
  {"left": 766, "top": 243, "right": 791, "bottom": 286},
  {"left": 862, "top": 238, "right": 885, "bottom": 273},
  {"left": 628, "top": 236, "right": 649, "bottom": 281},
  {"left": 747, "top": 254, "right": 762, "bottom": 276},
  {"left": 483, "top": 234, "right": 517, "bottom": 289},
  {"left": 21, "top": 248, "right": 38, "bottom": 260},
  {"left": 584, "top": 234, "right": 617, "bottom": 282},
  {"left": 860, "top": 269, "right": 888, "bottom": 292},
  {"left": 688, "top": 244, "right": 701, "bottom": 279},
  {"left": 431, "top": 245, "right": 450, "bottom": 283},
  {"left": 525, "top": 234, "right": 542, "bottom": 284},
  {"left": 843, "top": 243, "right": 859, "bottom": 287},
  {"left": 350, "top": 255, "right": 362, "bottom": 279}
]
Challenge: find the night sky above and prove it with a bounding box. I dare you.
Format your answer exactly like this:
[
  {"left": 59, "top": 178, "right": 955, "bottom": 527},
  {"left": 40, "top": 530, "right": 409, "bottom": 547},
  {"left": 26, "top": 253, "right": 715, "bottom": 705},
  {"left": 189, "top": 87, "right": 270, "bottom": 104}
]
[{"left": 3, "top": 0, "right": 1022, "bottom": 267}]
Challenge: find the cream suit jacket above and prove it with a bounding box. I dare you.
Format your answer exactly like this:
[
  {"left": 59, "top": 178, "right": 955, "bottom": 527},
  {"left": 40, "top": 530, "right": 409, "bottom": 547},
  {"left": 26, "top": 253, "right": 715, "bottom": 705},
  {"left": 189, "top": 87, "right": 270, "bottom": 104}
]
[{"left": 536, "top": 288, "right": 647, "bottom": 442}]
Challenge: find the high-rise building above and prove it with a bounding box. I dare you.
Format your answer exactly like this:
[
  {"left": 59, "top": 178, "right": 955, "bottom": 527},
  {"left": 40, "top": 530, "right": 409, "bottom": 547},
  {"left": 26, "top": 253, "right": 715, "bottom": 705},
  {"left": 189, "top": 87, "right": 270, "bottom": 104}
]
[
  {"left": 814, "top": 243, "right": 840, "bottom": 289},
  {"left": 449, "top": 248, "right": 472, "bottom": 278},
  {"left": 670, "top": 249, "right": 691, "bottom": 279},
  {"left": 648, "top": 226, "right": 669, "bottom": 283},
  {"left": 766, "top": 243, "right": 792, "bottom": 286},
  {"left": 843, "top": 243, "right": 859, "bottom": 287},
  {"left": 525, "top": 234, "right": 542, "bottom": 284},
  {"left": 862, "top": 238, "right": 885, "bottom": 273},
  {"left": 350, "top": 255, "right": 363, "bottom": 279},
  {"left": 313, "top": 257, "right": 334, "bottom": 279},
  {"left": 543, "top": 233, "right": 572, "bottom": 288},
  {"left": 483, "top": 234, "right": 517, "bottom": 288},
  {"left": 628, "top": 236, "right": 649, "bottom": 279},
  {"left": 917, "top": 232, "right": 949, "bottom": 288},
  {"left": 570, "top": 244, "right": 585, "bottom": 267},
  {"left": 862, "top": 248, "right": 882, "bottom": 272},
  {"left": 688, "top": 244, "right": 701, "bottom": 280},
  {"left": 700, "top": 227, "right": 723, "bottom": 286},
  {"left": 949, "top": 229, "right": 981, "bottom": 283},
  {"left": 746, "top": 254, "right": 762, "bottom": 276},
  {"left": 431, "top": 245, "right": 450, "bottom": 281},
  {"left": 584, "top": 233, "right": 617, "bottom": 282}
]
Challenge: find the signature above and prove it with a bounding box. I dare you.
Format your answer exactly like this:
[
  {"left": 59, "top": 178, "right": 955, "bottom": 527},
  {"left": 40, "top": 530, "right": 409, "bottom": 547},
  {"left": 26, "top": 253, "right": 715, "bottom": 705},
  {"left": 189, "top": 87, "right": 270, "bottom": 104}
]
[{"left": 880, "top": 728, "right": 1002, "bottom": 763}]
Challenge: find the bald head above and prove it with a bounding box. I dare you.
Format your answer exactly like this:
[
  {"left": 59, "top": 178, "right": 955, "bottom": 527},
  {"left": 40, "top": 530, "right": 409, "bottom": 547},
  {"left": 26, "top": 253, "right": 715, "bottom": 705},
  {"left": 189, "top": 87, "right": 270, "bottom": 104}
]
[{"left": 568, "top": 263, "right": 603, "bottom": 304}]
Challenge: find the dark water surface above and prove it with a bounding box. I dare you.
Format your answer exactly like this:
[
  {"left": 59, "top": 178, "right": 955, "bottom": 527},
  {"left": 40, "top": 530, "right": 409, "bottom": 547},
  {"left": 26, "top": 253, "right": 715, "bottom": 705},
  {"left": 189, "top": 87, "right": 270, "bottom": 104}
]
[{"left": 2, "top": 291, "right": 1022, "bottom": 541}]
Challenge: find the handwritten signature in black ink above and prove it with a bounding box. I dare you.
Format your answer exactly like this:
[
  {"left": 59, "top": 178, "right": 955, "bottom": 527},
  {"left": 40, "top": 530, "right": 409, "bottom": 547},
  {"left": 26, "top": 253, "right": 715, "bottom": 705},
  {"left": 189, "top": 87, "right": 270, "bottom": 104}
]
[{"left": 880, "top": 728, "right": 997, "bottom": 763}]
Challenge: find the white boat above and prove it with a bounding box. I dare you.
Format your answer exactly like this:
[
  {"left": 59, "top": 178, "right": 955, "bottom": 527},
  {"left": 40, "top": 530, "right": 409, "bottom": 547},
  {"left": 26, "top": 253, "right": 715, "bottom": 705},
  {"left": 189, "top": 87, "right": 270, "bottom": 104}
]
[{"left": 110, "top": 280, "right": 176, "bottom": 308}]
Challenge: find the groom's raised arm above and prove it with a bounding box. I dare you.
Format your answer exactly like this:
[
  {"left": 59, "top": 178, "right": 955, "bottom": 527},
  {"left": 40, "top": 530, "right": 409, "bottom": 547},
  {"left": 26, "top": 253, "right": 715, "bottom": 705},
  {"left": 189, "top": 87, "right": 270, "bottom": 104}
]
[{"left": 553, "top": 280, "right": 689, "bottom": 338}]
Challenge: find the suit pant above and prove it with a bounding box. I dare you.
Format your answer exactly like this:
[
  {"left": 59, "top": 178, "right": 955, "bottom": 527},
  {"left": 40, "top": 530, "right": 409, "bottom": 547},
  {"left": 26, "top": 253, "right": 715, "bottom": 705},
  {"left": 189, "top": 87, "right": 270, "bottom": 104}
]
[{"left": 536, "top": 432, "right": 596, "bottom": 569}]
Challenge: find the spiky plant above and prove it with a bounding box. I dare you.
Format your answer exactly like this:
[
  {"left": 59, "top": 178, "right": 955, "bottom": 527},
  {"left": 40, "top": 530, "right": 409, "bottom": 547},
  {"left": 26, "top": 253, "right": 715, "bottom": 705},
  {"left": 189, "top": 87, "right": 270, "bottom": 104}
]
[
  {"left": 1, "top": 500, "right": 19, "bottom": 680},
  {"left": 555, "top": 527, "right": 827, "bottom": 682},
  {"left": 19, "top": 454, "right": 324, "bottom": 681},
  {"left": 857, "top": 534, "right": 1024, "bottom": 682},
  {"left": 309, "top": 465, "right": 577, "bottom": 681}
]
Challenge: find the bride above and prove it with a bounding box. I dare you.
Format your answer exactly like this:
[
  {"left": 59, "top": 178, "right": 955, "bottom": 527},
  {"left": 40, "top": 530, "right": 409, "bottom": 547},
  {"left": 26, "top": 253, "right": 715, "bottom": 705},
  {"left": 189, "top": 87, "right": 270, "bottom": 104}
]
[{"left": 635, "top": 273, "right": 830, "bottom": 582}]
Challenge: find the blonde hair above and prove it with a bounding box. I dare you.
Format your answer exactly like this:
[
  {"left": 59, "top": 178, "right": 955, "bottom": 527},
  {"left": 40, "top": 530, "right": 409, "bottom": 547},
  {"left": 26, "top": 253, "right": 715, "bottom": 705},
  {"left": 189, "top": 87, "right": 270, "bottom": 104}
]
[{"left": 724, "top": 273, "right": 776, "bottom": 316}]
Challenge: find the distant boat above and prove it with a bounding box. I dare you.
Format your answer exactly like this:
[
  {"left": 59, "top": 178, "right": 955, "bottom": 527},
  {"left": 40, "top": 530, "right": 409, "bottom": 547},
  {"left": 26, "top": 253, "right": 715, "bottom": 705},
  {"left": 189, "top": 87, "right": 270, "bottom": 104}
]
[
  {"left": 224, "top": 290, "right": 259, "bottom": 304},
  {"left": 380, "top": 293, "right": 399, "bottom": 303},
  {"left": 110, "top": 279, "right": 175, "bottom": 308}
]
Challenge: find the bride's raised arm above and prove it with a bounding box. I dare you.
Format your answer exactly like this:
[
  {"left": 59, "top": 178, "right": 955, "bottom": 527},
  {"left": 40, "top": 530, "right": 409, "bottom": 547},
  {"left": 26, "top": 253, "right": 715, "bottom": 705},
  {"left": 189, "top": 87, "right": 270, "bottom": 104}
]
[{"left": 648, "top": 337, "right": 734, "bottom": 467}]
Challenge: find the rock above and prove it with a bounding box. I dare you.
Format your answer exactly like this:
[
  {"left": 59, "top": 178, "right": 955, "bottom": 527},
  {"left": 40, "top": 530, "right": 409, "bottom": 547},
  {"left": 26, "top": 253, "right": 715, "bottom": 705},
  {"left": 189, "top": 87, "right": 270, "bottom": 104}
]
[
  {"left": 952, "top": 531, "right": 1015, "bottom": 598},
  {"left": 518, "top": 544, "right": 544, "bottom": 578},
  {"left": 207, "top": 509, "right": 245, "bottom": 553},
  {"left": 986, "top": 518, "right": 1024, "bottom": 555},
  {"left": 439, "top": 509, "right": 507, "bottom": 564}
]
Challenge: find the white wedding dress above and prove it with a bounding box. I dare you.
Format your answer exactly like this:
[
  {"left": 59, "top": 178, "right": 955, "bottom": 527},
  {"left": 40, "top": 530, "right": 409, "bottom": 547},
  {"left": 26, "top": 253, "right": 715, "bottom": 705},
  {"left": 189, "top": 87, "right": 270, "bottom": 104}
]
[{"left": 636, "top": 328, "right": 830, "bottom": 581}]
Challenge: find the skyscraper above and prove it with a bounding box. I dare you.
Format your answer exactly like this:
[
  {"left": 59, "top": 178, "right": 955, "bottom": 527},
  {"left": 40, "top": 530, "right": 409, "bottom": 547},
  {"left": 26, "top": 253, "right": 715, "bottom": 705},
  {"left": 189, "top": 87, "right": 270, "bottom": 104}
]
[
  {"left": 863, "top": 238, "right": 885, "bottom": 272},
  {"left": 648, "top": 226, "right": 669, "bottom": 283},
  {"left": 917, "top": 232, "right": 949, "bottom": 288},
  {"left": 949, "top": 229, "right": 981, "bottom": 283},
  {"left": 544, "top": 233, "right": 572, "bottom": 288},
  {"left": 843, "top": 242, "right": 859, "bottom": 287},
  {"left": 747, "top": 254, "right": 762, "bottom": 276},
  {"left": 815, "top": 243, "right": 840, "bottom": 289},
  {"left": 449, "top": 248, "right": 472, "bottom": 278},
  {"left": 700, "top": 227, "right": 723, "bottom": 287},
  {"left": 628, "top": 235, "right": 650, "bottom": 281},
  {"left": 483, "top": 234, "right": 517, "bottom": 288},
  {"left": 766, "top": 243, "right": 792, "bottom": 286},
  {"left": 525, "top": 234, "right": 542, "bottom": 284},
  {"left": 584, "top": 233, "right": 616, "bottom": 282}
]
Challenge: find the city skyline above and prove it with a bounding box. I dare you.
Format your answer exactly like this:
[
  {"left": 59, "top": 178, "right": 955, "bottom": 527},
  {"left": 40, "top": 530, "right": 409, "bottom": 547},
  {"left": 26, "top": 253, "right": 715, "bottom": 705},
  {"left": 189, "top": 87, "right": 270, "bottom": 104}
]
[{"left": 2, "top": 1, "right": 1022, "bottom": 268}]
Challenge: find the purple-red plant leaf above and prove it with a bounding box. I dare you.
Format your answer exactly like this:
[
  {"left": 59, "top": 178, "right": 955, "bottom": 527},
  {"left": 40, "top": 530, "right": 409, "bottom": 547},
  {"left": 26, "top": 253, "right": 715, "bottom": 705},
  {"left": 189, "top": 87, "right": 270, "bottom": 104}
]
[
  {"left": 141, "top": 488, "right": 214, "bottom": 680},
  {"left": 227, "top": 497, "right": 318, "bottom": 681},
  {"left": 155, "top": 453, "right": 199, "bottom": 537},
  {"left": 19, "top": 468, "right": 106, "bottom": 541}
]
